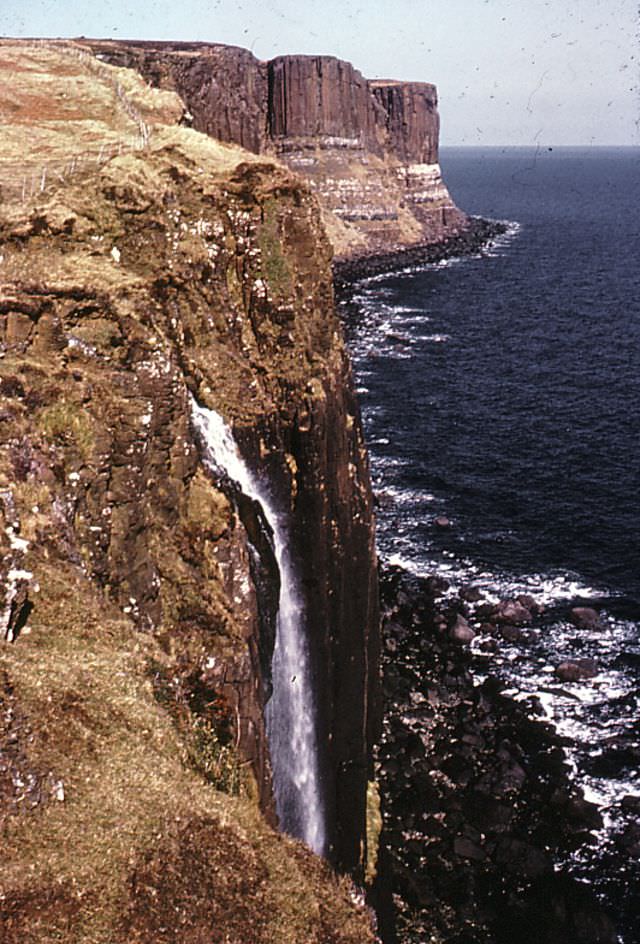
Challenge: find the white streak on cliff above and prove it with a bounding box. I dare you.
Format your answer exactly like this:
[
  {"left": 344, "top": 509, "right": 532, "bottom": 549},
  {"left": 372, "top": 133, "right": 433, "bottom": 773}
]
[{"left": 191, "top": 399, "right": 326, "bottom": 856}]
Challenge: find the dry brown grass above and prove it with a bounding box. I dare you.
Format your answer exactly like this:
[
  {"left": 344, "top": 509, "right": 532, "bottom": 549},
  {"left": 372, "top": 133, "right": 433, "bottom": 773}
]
[{"left": 0, "top": 41, "right": 184, "bottom": 204}]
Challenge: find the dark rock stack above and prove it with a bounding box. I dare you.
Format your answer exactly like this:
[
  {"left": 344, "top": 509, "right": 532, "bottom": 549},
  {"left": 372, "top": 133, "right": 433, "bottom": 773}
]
[{"left": 374, "top": 565, "right": 617, "bottom": 944}]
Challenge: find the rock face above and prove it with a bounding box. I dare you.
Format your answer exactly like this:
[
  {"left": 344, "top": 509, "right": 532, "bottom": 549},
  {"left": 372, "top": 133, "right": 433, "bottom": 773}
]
[
  {"left": 94, "top": 40, "right": 270, "bottom": 154},
  {"left": 370, "top": 81, "right": 439, "bottom": 164},
  {"left": 0, "top": 41, "right": 377, "bottom": 940},
  {"left": 81, "top": 39, "right": 468, "bottom": 258},
  {"left": 268, "top": 55, "right": 380, "bottom": 148}
]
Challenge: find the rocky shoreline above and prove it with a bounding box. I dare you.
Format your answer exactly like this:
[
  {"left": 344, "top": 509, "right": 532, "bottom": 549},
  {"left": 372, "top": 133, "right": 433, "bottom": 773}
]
[
  {"left": 332, "top": 217, "right": 507, "bottom": 290},
  {"left": 371, "top": 566, "right": 617, "bottom": 944}
]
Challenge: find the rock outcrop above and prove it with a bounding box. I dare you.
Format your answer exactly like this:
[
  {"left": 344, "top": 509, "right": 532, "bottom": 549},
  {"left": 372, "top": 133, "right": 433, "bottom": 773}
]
[
  {"left": 80, "top": 39, "right": 468, "bottom": 258},
  {"left": 0, "top": 40, "right": 377, "bottom": 940}
]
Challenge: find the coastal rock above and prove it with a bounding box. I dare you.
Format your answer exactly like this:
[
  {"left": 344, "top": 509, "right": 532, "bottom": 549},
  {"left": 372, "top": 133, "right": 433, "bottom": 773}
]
[
  {"left": 570, "top": 606, "right": 602, "bottom": 630},
  {"left": 424, "top": 574, "right": 450, "bottom": 596},
  {"left": 621, "top": 795, "right": 640, "bottom": 814},
  {"left": 495, "top": 837, "right": 553, "bottom": 877},
  {"left": 500, "top": 624, "right": 524, "bottom": 643},
  {"left": 450, "top": 613, "right": 475, "bottom": 644},
  {"left": 376, "top": 566, "right": 615, "bottom": 944},
  {"left": 619, "top": 822, "right": 640, "bottom": 856},
  {"left": 516, "top": 593, "right": 544, "bottom": 615},
  {"left": 492, "top": 599, "right": 533, "bottom": 625},
  {"left": 555, "top": 659, "right": 598, "bottom": 682},
  {"left": 495, "top": 873, "right": 617, "bottom": 944}
]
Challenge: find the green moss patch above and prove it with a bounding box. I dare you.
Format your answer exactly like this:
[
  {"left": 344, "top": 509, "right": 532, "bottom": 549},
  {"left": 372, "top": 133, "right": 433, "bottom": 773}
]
[
  {"left": 259, "top": 197, "right": 294, "bottom": 299},
  {"left": 37, "top": 399, "right": 94, "bottom": 461}
]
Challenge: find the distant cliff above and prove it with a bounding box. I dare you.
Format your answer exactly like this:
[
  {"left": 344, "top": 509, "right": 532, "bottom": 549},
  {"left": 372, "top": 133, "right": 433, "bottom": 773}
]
[{"left": 81, "top": 39, "right": 468, "bottom": 258}]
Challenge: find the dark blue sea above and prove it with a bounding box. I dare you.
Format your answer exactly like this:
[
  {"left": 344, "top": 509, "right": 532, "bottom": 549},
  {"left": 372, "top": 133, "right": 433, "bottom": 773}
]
[{"left": 340, "top": 147, "right": 640, "bottom": 941}]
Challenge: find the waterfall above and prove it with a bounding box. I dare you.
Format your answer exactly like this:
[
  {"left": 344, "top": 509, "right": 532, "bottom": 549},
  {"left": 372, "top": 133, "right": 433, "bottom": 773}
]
[{"left": 191, "top": 400, "right": 326, "bottom": 857}]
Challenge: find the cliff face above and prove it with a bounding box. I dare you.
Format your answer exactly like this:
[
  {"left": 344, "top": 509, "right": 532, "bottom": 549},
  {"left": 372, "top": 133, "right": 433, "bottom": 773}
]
[
  {"left": 84, "top": 39, "right": 270, "bottom": 153},
  {"left": 0, "top": 41, "right": 377, "bottom": 939},
  {"left": 370, "top": 80, "right": 439, "bottom": 164},
  {"left": 82, "top": 39, "right": 468, "bottom": 258},
  {"left": 267, "top": 55, "right": 383, "bottom": 150}
]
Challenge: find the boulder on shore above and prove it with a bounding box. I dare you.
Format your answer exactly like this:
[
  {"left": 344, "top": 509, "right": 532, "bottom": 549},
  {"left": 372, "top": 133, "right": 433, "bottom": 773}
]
[
  {"left": 449, "top": 613, "right": 475, "bottom": 644},
  {"left": 555, "top": 658, "right": 598, "bottom": 682},
  {"left": 434, "top": 515, "right": 451, "bottom": 529},
  {"left": 492, "top": 599, "right": 532, "bottom": 626},
  {"left": 569, "top": 606, "right": 602, "bottom": 630}
]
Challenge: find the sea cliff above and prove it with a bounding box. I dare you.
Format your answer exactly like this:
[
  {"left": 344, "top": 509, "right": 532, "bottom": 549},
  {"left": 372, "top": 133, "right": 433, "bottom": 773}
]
[
  {"left": 0, "top": 40, "right": 378, "bottom": 940},
  {"left": 0, "top": 35, "right": 523, "bottom": 944},
  {"left": 77, "top": 39, "right": 469, "bottom": 258}
]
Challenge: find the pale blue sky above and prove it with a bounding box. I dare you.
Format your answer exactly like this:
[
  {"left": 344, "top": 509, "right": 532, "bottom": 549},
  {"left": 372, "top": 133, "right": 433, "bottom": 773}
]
[{"left": 2, "top": 0, "right": 638, "bottom": 145}]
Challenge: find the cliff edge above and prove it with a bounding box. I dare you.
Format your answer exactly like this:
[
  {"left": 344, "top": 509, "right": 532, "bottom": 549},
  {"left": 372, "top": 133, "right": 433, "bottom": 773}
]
[
  {"left": 0, "top": 40, "right": 377, "bottom": 941},
  {"left": 79, "top": 39, "right": 468, "bottom": 259}
]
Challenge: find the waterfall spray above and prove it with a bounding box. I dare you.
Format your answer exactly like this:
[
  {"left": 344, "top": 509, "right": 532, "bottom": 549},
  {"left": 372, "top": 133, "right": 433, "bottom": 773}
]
[{"left": 191, "top": 400, "right": 326, "bottom": 856}]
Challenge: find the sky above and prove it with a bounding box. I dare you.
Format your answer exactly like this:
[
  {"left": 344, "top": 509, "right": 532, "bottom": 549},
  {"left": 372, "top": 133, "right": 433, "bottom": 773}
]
[{"left": 1, "top": 0, "right": 638, "bottom": 146}]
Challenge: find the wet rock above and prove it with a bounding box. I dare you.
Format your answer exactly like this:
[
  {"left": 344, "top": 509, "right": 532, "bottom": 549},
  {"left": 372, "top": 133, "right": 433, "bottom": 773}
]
[
  {"left": 424, "top": 574, "right": 449, "bottom": 596},
  {"left": 555, "top": 659, "right": 598, "bottom": 682},
  {"left": 493, "top": 599, "right": 533, "bottom": 625},
  {"left": 586, "top": 740, "right": 640, "bottom": 778},
  {"left": 434, "top": 515, "right": 451, "bottom": 529},
  {"left": 496, "top": 873, "right": 617, "bottom": 944},
  {"left": 377, "top": 565, "right": 613, "bottom": 943},
  {"left": 478, "top": 637, "right": 499, "bottom": 653},
  {"left": 495, "top": 837, "right": 553, "bottom": 877},
  {"left": 516, "top": 593, "right": 544, "bottom": 615},
  {"left": 562, "top": 794, "right": 603, "bottom": 831},
  {"left": 475, "top": 602, "right": 497, "bottom": 620},
  {"left": 453, "top": 835, "right": 486, "bottom": 861},
  {"left": 500, "top": 624, "right": 524, "bottom": 643},
  {"left": 618, "top": 821, "right": 640, "bottom": 856},
  {"left": 479, "top": 621, "right": 497, "bottom": 635},
  {"left": 570, "top": 607, "right": 602, "bottom": 630},
  {"left": 621, "top": 794, "right": 640, "bottom": 814},
  {"left": 449, "top": 614, "right": 475, "bottom": 644},
  {"left": 459, "top": 585, "right": 484, "bottom": 603}
]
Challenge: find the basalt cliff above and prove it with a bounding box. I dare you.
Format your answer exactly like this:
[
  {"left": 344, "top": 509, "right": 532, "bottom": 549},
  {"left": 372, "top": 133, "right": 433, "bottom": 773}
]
[
  {"left": 77, "top": 39, "right": 468, "bottom": 259},
  {"left": 0, "top": 40, "right": 380, "bottom": 941}
]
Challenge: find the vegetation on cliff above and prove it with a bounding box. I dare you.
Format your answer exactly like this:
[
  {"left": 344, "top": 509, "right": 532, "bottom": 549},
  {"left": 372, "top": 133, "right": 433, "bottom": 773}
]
[{"left": 0, "top": 40, "right": 376, "bottom": 941}]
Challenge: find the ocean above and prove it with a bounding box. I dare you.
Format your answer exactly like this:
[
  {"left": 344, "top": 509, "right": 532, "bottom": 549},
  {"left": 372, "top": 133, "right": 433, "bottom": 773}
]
[{"left": 340, "top": 147, "right": 640, "bottom": 940}]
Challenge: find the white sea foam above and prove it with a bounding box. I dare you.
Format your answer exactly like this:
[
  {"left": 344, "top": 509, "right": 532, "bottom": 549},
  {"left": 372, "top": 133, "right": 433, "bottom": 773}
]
[{"left": 375, "top": 484, "right": 436, "bottom": 504}]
